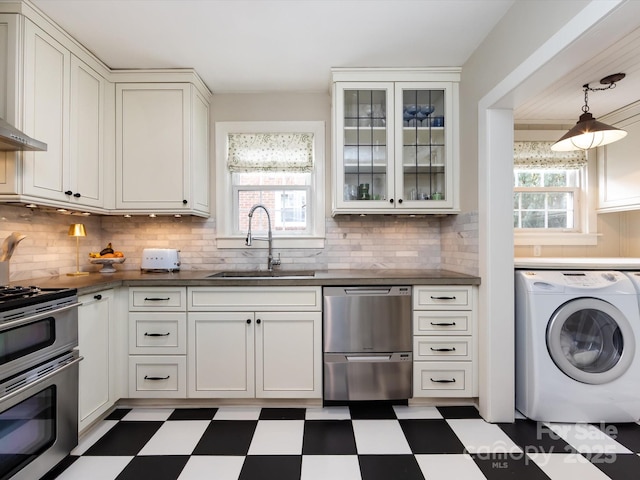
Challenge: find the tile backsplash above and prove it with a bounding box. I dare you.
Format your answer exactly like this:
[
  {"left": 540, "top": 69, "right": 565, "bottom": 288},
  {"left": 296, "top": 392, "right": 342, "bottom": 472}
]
[
  {"left": 0, "top": 206, "right": 104, "bottom": 281},
  {"left": 441, "top": 211, "right": 479, "bottom": 275},
  {"left": 0, "top": 204, "right": 479, "bottom": 282}
]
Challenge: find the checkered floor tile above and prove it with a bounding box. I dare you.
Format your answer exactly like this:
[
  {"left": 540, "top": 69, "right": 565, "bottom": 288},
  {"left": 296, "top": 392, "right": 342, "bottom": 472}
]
[{"left": 41, "top": 405, "right": 640, "bottom": 480}]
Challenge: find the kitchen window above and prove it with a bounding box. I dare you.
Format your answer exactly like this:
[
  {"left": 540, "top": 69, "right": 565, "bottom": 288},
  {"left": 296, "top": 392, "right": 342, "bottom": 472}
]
[
  {"left": 513, "top": 169, "right": 579, "bottom": 230},
  {"left": 513, "top": 140, "right": 598, "bottom": 246},
  {"left": 215, "top": 121, "right": 325, "bottom": 248}
]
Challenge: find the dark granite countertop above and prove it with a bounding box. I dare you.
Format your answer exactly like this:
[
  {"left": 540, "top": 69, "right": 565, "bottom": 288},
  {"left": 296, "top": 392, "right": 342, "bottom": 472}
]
[{"left": 26, "top": 269, "right": 480, "bottom": 296}]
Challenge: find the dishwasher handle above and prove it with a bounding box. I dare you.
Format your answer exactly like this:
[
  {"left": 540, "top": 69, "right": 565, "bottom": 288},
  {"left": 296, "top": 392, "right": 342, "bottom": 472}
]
[
  {"left": 325, "top": 352, "right": 412, "bottom": 363},
  {"left": 346, "top": 355, "right": 392, "bottom": 362},
  {"left": 325, "top": 286, "right": 411, "bottom": 296},
  {"left": 344, "top": 287, "right": 391, "bottom": 295}
]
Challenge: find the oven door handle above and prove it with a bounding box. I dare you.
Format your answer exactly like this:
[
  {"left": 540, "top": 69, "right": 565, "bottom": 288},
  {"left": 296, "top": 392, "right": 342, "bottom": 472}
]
[
  {"left": 0, "top": 355, "right": 83, "bottom": 404},
  {"left": 0, "top": 302, "right": 81, "bottom": 332}
]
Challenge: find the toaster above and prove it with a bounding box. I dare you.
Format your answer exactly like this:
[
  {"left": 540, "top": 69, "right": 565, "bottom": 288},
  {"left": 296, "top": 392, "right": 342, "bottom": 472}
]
[{"left": 141, "top": 248, "right": 181, "bottom": 271}]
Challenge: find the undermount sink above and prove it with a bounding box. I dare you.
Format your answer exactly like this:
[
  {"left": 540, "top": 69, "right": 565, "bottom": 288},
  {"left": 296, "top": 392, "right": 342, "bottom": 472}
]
[{"left": 208, "top": 270, "right": 316, "bottom": 278}]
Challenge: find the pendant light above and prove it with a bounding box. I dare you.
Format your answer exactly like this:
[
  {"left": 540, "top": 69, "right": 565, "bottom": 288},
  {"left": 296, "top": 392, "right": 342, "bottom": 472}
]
[{"left": 551, "top": 73, "right": 627, "bottom": 152}]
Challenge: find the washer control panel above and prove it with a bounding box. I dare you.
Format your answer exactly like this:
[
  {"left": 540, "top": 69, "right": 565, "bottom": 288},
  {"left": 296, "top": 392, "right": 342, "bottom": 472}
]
[
  {"left": 561, "top": 271, "right": 619, "bottom": 286},
  {"left": 520, "top": 270, "right": 629, "bottom": 292}
]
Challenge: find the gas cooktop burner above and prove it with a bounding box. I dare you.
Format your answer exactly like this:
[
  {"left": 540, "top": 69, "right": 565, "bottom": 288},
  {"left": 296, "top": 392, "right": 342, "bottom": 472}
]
[
  {"left": 0, "top": 286, "right": 77, "bottom": 314},
  {"left": 0, "top": 285, "right": 41, "bottom": 300}
]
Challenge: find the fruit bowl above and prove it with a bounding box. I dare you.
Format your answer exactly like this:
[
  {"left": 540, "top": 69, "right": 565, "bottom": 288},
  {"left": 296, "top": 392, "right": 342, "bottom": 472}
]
[{"left": 89, "top": 257, "right": 126, "bottom": 273}]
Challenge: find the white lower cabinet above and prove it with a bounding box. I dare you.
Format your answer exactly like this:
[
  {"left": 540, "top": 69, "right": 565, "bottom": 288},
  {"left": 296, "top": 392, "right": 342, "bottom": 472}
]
[
  {"left": 128, "top": 355, "right": 187, "bottom": 398},
  {"left": 187, "top": 287, "right": 322, "bottom": 399},
  {"left": 78, "top": 289, "right": 115, "bottom": 432},
  {"left": 127, "top": 287, "right": 187, "bottom": 398},
  {"left": 412, "top": 285, "right": 478, "bottom": 398}
]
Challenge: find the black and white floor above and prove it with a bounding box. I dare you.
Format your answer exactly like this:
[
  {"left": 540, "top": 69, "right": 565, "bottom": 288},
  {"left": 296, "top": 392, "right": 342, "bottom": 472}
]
[{"left": 44, "top": 405, "right": 640, "bottom": 480}]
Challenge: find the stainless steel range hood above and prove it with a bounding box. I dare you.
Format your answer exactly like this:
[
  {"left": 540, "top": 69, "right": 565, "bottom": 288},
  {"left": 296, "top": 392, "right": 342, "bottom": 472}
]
[{"left": 0, "top": 117, "right": 47, "bottom": 152}]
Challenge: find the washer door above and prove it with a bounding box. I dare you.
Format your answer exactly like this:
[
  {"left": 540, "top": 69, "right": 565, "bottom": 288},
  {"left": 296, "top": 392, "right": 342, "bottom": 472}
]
[{"left": 546, "top": 298, "right": 635, "bottom": 384}]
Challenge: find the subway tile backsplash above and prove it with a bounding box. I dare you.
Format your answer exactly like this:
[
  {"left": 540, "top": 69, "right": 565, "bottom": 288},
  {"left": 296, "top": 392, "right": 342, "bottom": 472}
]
[
  {"left": 0, "top": 205, "right": 479, "bottom": 282},
  {"left": 441, "top": 211, "right": 479, "bottom": 276}
]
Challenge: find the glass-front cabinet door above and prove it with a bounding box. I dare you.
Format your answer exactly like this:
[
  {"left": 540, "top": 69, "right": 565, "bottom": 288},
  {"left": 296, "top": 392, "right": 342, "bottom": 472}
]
[
  {"left": 334, "top": 82, "right": 395, "bottom": 211},
  {"left": 332, "top": 72, "right": 459, "bottom": 215},
  {"left": 395, "top": 82, "right": 454, "bottom": 211}
]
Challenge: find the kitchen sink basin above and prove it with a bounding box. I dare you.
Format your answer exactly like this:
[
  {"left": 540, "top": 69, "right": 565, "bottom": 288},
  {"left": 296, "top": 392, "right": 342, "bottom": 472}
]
[{"left": 208, "top": 270, "right": 316, "bottom": 278}]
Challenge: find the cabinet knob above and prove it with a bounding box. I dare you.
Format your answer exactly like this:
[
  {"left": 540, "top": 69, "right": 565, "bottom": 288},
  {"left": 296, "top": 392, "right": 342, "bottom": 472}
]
[
  {"left": 398, "top": 198, "right": 403, "bottom": 204},
  {"left": 389, "top": 199, "right": 394, "bottom": 204},
  {"left": 94, "top": 294, "right": 102, "bottom": 300},
  {"left": 64, "top": 190, "right": 73, "bottom": 196},
  {"left": 73, "top": 192, "right": 81, "bottom": 198},
  {"left": 246, "top": 319, "right": 251, "bottom": 324},
  {"left": 256, "top": 319, "right": 261, "bottom": 324},
  {"left": 183, "top": 199, "right": 188, "bottom": 204}
]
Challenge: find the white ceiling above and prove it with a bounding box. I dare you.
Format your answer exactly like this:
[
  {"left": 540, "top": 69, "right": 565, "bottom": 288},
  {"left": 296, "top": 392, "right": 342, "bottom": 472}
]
[
  {"left": 513, "top": 23, "right": 640, "bottom": 123},
  {"left": 30, "top": 0, "right": 514, "bottom": 93},
  {"left": 28, "top": 0, "right": 640, "bottom": 122}
]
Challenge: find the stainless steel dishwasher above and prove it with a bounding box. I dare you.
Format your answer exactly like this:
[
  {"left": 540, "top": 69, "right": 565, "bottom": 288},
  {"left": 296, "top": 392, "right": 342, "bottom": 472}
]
[{"left": 323, "top": 286, "right": 412, "bottom": 401}]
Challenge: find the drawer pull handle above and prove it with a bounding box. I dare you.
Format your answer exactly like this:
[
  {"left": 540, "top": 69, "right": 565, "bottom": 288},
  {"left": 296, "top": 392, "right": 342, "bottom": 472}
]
[
  {"left": 144, "top": 297, "right": 171, "bottom": 301},
  {"left": 430, "top": 322, "right": 456, "bottom": 326},
  {"left": 430, "top": 378, "right": 456, "bottom": 383},
  {"left": 430, "top": 347, "right": 456, "bottom": 352},
  {"left": 430, "top": 295, "right": 456, "bottom": 300},
  {"left": 144, "top": 332, "right": 170, "bottom": 337},
  {"left": 144, "top": 375, "right": 170, "bottom": 381}
]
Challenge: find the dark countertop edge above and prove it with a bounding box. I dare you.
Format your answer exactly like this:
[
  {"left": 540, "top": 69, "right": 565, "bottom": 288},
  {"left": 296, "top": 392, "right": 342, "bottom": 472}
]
[{"left": 24, "top": 269, "right": 481, "bottom": 296}]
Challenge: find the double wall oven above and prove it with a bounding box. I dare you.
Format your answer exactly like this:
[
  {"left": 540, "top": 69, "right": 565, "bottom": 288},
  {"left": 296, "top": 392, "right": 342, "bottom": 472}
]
[{"left": 0, "top": 286, "right": 80, "bottom": 480}]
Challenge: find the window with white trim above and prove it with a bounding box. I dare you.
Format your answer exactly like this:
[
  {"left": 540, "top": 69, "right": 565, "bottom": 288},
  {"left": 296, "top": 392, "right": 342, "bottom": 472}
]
[
  {"left": 513, "top": 169, "right": 580, "bottom": 230},
  {"left": 513, "top": 140, "right": 597, "bottom": 246},
  {"left": 215, "top": 122, "right": 325, "bottom": 249}
]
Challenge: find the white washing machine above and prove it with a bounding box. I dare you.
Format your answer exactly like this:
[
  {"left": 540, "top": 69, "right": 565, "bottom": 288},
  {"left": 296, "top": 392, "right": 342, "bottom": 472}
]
[
  {"left": 515, "top": 269, "right": 640, "bottom": 423},
  {"left": 625, "top": 271, "right": 640, "bottom": 297}
]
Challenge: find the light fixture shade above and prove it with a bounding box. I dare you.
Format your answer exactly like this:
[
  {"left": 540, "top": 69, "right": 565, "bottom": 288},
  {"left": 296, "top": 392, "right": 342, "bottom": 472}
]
[
  {"left": 68, "top": 223, "right": 87, "bottom": 237},
  {"left": 551, "top": 112, "right": 627, "bottom": 151}
]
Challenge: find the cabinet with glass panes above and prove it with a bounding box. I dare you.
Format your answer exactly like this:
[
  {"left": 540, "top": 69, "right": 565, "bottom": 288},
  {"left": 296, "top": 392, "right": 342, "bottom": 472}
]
[{"left": 331, "top": 68, "right": 460, "bottom": 215}]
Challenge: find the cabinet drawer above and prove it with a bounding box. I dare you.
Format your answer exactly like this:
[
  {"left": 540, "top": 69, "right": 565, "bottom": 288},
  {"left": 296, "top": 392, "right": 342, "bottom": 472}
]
[
  {"left": 413, "top": 362, "right": 472, "bottom": 397},
  {"left": 129, "top": 287, "right": 186, "bottom": 311},
  {"left": 413, "top": 311, "right": 472, "bottom": 335},
  {"left": 413, "top": 337, "right": 471, "bottom": 361},
  {"left": 413, "top": 286, "right": 472, "bottom": 310},
  {"left": 129, "top": 312, "right": 187, "bottom": 354},
  {"left": 128, "top": 356, "right": 186, "bottom": 398},
  {"left": 188, "top": 287, "right": 322, "bottom": 311}
]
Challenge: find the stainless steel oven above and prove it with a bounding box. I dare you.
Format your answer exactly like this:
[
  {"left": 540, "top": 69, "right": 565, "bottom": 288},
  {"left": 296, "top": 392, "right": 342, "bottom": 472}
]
[
  {"left": 323, "top": 286, "right": 413, "bottom": 402},
  {"left": 0, "top": 292, "right": 79, "bottom": 380},
  {"left": 0, "top": 287, "right": 80, "bottom": 480},
  {"left": 0, "top": 351, "right": 81, "bottom": 480}
]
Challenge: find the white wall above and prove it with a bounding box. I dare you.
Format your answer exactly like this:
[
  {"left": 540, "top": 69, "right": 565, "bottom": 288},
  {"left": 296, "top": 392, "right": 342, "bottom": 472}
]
[
  {"left": 210, "top": 92, "right": 332, "bottom": 214},
  {"left": 460, "top": 0, "right": 622, "bottom": 422}
]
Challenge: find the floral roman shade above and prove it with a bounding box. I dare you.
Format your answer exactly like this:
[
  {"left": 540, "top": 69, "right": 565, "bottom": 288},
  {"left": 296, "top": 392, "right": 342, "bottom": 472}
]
[
  {"left": 514, "top": 141, "right": 587, "bottom": 169},
  {"left": 227, "top": 133, "right": 314, "bottom": 173}
]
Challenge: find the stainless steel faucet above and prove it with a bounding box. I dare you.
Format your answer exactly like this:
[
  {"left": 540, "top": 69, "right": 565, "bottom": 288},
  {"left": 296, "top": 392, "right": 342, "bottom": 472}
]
[{"left": 246, "top": 204, "right": 281, "bottom": 271}]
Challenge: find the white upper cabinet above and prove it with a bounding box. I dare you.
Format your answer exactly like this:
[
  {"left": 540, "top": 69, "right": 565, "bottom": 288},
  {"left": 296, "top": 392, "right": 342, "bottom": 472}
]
[
  {"left": 0, "top": 6, "right": 211, "bottom": 217},
  {"left": 597, "top": 101, "right": 640, "bottom": 213},
  {"left": 68, "top": 55, "right": 106, "bottom": 209},
  {"left": 1, "top": 16, "right": 110, "bottom": 212},
  {"left": 115, "top": 82, "right": 210, "bottom": 216},
  {"left": 332, "top": 68, "right": 460, "bottom": 215},
  {"left": 22, "top": 19, "right": 71, "bottom": 203}
]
